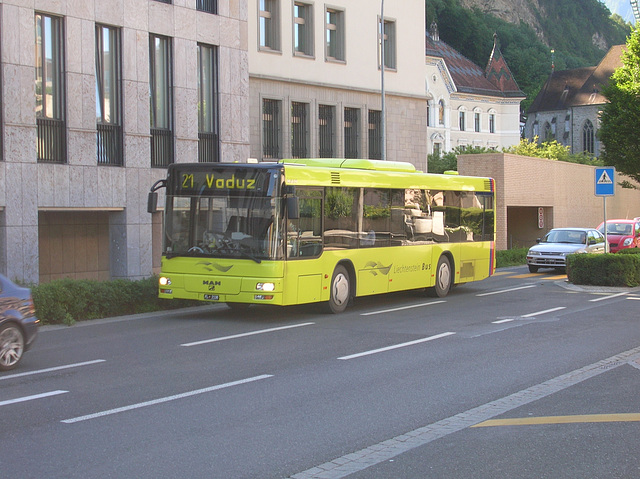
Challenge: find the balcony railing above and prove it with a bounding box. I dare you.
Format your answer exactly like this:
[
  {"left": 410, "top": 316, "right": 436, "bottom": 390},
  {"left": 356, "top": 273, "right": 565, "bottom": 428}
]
[
  {"left": 151, "top": 128, "right": 174, "bottom": 167},
  {"left": 97, "top": 123, "right": 123, "bottom": 166},
  {"left": 37, "top": 117, "right": 66, "bottom": 163},
  {"left": 197, "top": 0, "right": 217, "bottom": 14},
  {"left": 198, "top": 132, "right": 219, "bottom": 162}
]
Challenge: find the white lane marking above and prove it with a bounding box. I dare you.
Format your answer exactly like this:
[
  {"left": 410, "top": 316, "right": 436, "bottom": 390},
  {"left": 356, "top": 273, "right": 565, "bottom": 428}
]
[
  {"left": 181, "top": 323, "right": 315, "bottom": 347},
  {"left": 338, "top": 332, "right": 455, "bottom": 360},
  {"left": 476, "top": 285, "right": 536, "bottom": 297},
  {"left": 0, "top": 390, "right": 68, "bottom": 407},
  {"left": 360, "top": 301, "right": 446, "bottom": 316},
  {"left": 629, "top": 297, "right": 640, "bottom": 301},
  {"left": 492, "top": 319, "right": 514, "bottom": 324},
  {"left": 522, "top": 306, "right": 566, "bottom": 318},
  {"left": 590, "top": 292, "right": 629, "bottom": 302},
  {"left": 0, "top": 359, "right": 106, "bottom": 381},
  {"left": 62, "top": 374, "right": 273, "bottom": 424}
]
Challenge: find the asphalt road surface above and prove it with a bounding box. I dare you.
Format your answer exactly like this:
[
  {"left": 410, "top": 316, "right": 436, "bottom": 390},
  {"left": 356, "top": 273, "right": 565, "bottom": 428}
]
[{"left": 2, "top": 266, "right": 639, "bottom": 478}]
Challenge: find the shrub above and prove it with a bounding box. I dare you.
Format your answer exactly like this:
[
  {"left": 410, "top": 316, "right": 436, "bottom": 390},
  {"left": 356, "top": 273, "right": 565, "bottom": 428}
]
[
  {"left": 567, "top": 253, "right": 640, "bottom": 287},
  {"left": 496, "top": 248, "right": 528, "bottom": 268},
  {"left": 32, "top": 276, "right": 200, "bottom": 325}
]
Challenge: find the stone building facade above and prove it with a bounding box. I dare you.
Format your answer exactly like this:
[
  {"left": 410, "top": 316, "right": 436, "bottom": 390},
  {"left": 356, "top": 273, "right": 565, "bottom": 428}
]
[
  {"left": 0, "top": 0, "right": 249, "bottom": 283},
  {"left": 523, "top": 45, "right": 625, "bottom": 157}
]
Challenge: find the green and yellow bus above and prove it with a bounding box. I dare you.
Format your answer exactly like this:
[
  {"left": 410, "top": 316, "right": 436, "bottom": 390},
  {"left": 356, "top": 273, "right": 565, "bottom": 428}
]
[{"left": 148, "top": 158, "right": 495, "bottom": 313}]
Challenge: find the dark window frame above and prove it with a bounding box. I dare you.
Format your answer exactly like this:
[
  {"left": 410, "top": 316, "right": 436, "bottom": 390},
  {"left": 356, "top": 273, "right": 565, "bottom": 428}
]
[
  {"left": 95, "top": 24, "right": 124, "bottom": 166},
  {"left": 197, "top": 43, "right": 220, "bottom": 162},
  {"left": 149, "top": 34, "right": 175, "bottom": 167},
  {"left": 35, "top": 12, "right": 67, "bottom": 163},
  {"left": 196, "top": 0, "right": 217, "bottom": 14}
]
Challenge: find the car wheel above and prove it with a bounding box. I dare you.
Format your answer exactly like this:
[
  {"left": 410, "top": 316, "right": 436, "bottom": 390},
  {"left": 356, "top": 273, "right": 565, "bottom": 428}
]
[
  {"left": 327, "top": 265, "right": 351, "bottom": 314},
  {"left": 428, "top": 255, "right": 452, "bottom": 298},
  {"left": 0, "top": 323, "right": 25, "bottom": 371},
  {"left": 528, "top": 264, "right": 539, "bottom": 273}
]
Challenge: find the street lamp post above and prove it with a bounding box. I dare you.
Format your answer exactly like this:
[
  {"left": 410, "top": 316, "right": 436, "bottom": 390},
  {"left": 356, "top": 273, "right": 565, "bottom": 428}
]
[{"left": 381, "top": 0, "right": 386, "bottom": 161}]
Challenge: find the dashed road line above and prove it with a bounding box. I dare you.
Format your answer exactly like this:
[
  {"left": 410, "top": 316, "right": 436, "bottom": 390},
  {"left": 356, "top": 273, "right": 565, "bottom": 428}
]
[
  {"left": 477, "top": 284, "right": 536, "bottom": 296},
  {"left": 62, "top": 374, "right": 273, "bottom": 424},
  {"left": 0, "top": 390, "right": 68, "bottom": 407},
  {"left": 360, "top": 300, "right": 446, "bottom": 316},
  {"left": 337, "top": 332, "right": 455, "bottom": 360},
  {"left": 0, "top": 359, "right": 106, "bottom": 381},
  {"left": 181, "top": 323, "right": 315, "bottom": 347}
]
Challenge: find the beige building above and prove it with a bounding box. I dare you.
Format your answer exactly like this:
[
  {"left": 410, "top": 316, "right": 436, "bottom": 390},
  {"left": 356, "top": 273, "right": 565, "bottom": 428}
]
[
  {"left": 0, "top": 0, "right": 249, "bottom": 283},
  {"left": 248, "top": 0, "right": 429, "bottom": 169},
  {"left": 459, "top": 153, "right": 640, "bottom": 250}
]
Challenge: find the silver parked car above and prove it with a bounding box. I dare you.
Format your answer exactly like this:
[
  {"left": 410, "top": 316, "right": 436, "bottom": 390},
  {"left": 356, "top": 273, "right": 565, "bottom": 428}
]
[{"left": 527, "top": 227, "right": 605, "bottom": 273}]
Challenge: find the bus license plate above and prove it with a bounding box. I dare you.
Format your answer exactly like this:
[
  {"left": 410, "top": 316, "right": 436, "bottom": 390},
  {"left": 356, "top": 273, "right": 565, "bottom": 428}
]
[{"left": 204, "top": 294, "right": 219, "bottom": 300}]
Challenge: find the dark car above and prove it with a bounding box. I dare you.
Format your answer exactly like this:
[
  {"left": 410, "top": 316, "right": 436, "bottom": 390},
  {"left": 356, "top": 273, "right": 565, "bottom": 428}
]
[
  {"left": 596, "top": 218, "right": 640, "bottom": 253},
  {"left": 526, "top": 227, "right": 605, "bottom": 273},
  {"left": 0, "top": 274, "right": 39, "bottom": 371}
]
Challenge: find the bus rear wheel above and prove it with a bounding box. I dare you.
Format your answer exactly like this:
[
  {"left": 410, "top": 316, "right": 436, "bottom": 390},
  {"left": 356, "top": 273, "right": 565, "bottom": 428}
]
[
  {"left": 327, "top": 265, "right": 351, "bottom": 314},
  {"left": 428, "top": 255, "right": 452, "bottom": 298}
]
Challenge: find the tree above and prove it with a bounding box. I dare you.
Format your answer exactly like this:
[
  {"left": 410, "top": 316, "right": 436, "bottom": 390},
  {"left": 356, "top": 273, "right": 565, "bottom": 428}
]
[{"left": 599, "top": 26, "right": 640, "bottom": 186}]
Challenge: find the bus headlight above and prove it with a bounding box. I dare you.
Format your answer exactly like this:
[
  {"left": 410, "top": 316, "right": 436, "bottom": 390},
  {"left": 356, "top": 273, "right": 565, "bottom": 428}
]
[
  {"left": 256, "top": 282, "right": 275, "bottom": 292},
  {"left": 159, "top": 276, "right": 172, "bottom": 286}
]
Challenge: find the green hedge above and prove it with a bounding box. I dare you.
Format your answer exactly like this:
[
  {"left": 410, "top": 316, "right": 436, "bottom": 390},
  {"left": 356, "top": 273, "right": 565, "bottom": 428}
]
[
  {"left": 32, "top": 276, "right": 200, "bottom": 325},
  {"left": 495, "top": 248, "right": 528, "bottom": 268},
  {"left": 567, "top": 252, "right": 640, "bottom": 287}
]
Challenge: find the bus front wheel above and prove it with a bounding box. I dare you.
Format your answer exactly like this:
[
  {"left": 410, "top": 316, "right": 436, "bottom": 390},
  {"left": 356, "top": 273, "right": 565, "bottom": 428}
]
[
  {"left": 429, "top": 255, "right": 452, "bottom": 298},
  {"left": 327, "top": 265, "right": 351, "bottom": 314}
]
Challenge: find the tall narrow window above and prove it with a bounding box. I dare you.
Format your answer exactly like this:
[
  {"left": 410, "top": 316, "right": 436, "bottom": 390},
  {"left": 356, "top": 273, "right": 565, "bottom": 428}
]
[
  {"left": 438, "top": 100, "right": 445, "bottom": 126},
  {"left": 459, "top": 110, "right": 466, "bottom": 131},
  {"left": 95, "top": 24, "right": 123, "bottom": 166},
  {"left": 196, "top": 0, "right": 217, "bottom": 14},
  {"left": 344, "top": 107, "right": 360, "bottom": 158},
  {"left": 319, "top": 105, "right": 335, "bottom": 157},
  {"left": 259, "top": 0, "right": 280, "bottom": 51},
  {"left": 35, "top": 13, "right": 66, "bottom": 163},
  {"left": 379, "top": 18, "right": 396, "bottom": 69},
  {"left": 583, "top": 120, "right": 594, "bottom": 154},
  {"left": 149, "top": 34, "right": 174, "bottom": 167},
  {"left": 474, "top": 112, "right": 481, "bottom": 132},
  {"left": 198, "top": 44, "right": 219, "bottom": 162},
  {"left": 368, "top": 110, "right": 382, "bottom": 160},
  {"left": 489, "top": 113, "right": 495, "bottom": 133},
  {"left": 263, "top": 98, "right": 281, "bottom": 159},
  {"left": 291, "top": 102, "right": 309, "bottom": 158},
  {"left": 294, "top": 2, "right": 313, "bottom": 56},
  {"left": 326, "top": 8, "right": 345, "bottom": 61}
]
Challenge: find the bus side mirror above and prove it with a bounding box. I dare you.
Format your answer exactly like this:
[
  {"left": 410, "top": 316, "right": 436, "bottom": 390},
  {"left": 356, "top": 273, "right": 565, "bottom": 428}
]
[
  {"left": 147, "top": 192, "right": 158, "bottom": 213},
  {"left": 286, "top": 197, "right": 299, "bottom": 219}
]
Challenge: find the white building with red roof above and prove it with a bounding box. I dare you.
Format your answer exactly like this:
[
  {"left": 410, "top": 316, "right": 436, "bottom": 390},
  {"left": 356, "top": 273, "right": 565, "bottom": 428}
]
[{"left": 426, "top": 22, "right": 525, "bottom": 156}]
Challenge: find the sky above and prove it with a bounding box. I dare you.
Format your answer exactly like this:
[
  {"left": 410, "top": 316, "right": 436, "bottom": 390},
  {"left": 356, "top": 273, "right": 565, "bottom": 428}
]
[{"left": 599, "top": 0, "right": 637, "bottom": 24}]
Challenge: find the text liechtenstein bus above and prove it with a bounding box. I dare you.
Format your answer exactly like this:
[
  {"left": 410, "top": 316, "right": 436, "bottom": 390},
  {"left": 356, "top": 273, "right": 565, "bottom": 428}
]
[{"left": 147, "top": 158, "right": 495, "bottom": 313}]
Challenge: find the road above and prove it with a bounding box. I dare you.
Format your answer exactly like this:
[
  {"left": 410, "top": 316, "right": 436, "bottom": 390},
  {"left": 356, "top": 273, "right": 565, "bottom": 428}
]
[{"left": 2, "top": 266, "right": 639, "bottom": 478}]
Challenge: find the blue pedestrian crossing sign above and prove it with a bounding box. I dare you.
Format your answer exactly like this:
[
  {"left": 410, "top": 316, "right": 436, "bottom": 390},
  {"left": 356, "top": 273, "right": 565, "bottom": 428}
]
[{"left": 595, "top": 167, "right": 615, "bottom": 196}]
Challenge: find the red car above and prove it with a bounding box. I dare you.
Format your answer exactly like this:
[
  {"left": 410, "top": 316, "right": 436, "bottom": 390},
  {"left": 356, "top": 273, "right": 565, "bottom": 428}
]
[{"left": 596, "top": 218, "right": 640, "bottom": 253}]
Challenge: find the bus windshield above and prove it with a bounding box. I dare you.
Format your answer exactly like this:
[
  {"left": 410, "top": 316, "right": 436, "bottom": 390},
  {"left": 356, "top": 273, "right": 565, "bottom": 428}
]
[
  {"left": 162, "top": 165, "right": 285, "bottom": 262},
  {"left": 164, "top": 194, "right": 283, "bottom": 262}
]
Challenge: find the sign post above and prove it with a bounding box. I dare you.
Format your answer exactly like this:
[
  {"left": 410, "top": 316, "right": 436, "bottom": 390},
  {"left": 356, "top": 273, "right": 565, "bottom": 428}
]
[{"left": 595, "top": 167, "right": 615, "bottom": 253}]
